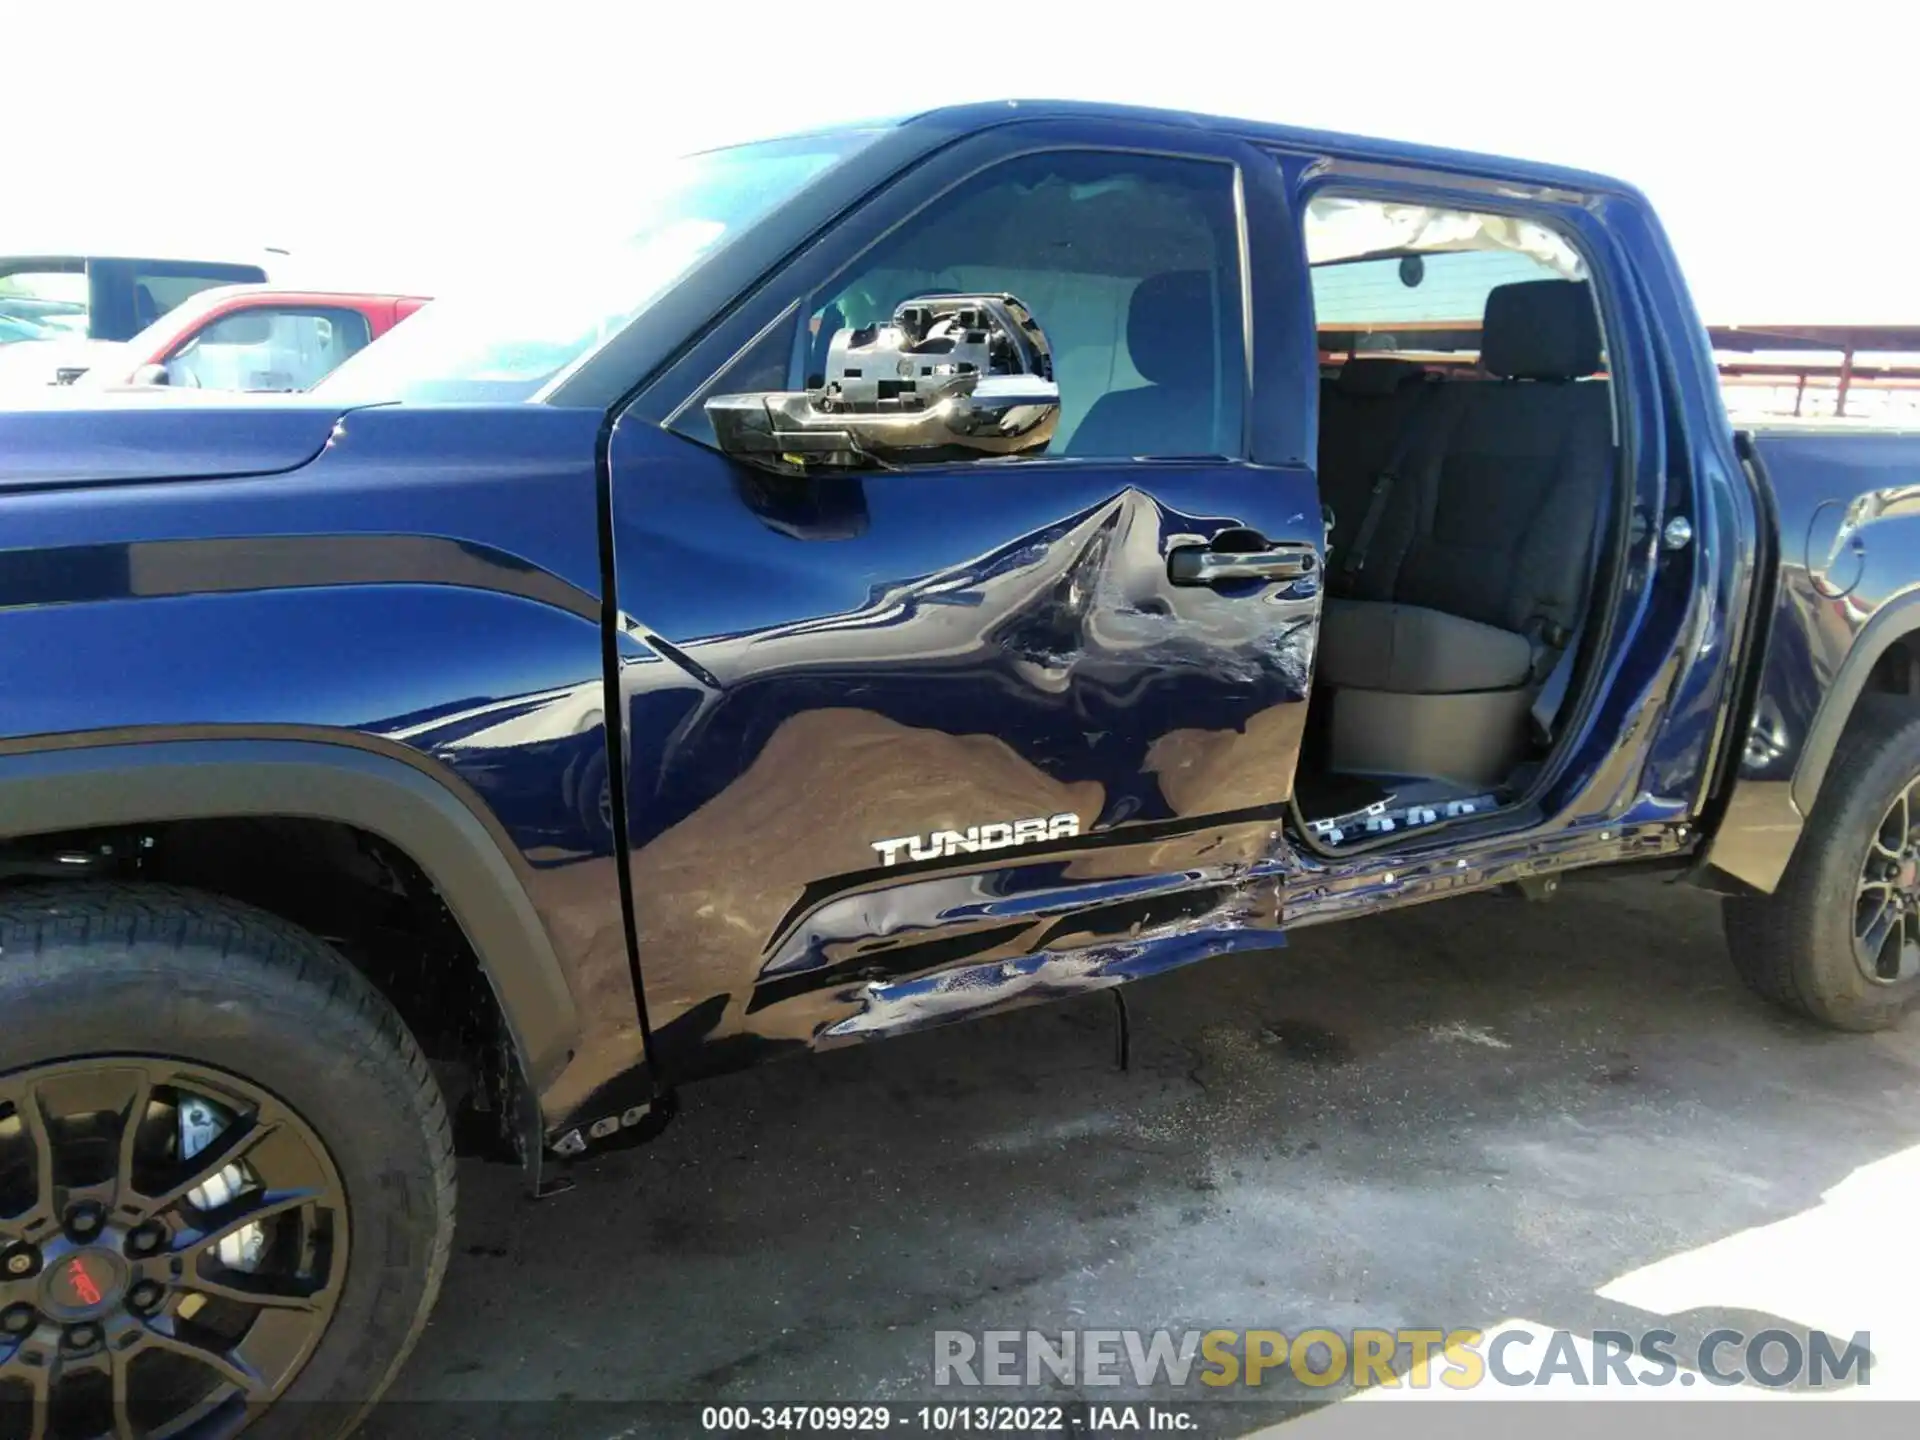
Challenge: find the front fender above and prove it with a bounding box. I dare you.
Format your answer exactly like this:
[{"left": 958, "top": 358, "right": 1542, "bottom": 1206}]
[{"left": 0, "top": 737, "right": 580, "bottom": 1092}]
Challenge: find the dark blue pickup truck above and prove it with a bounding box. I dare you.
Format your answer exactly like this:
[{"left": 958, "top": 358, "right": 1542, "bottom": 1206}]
[{"left": 2, "top": 101, "right": 1918, "bottom": 1435}]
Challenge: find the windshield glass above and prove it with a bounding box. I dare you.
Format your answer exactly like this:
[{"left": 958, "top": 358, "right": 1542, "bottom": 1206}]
[{"left": 320, "top": 130, "right": 883, "bottom": 404}]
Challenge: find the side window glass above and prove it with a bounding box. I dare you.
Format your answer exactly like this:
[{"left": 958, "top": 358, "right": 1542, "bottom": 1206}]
[
  {"left": 818, "top": 152, "right": 1243, "bottom": 458},
  {"left": 169, "top": 308, "right": 373, "bottom": 392},
  {"left": 1305, "top": 195, "right": 1597, "bottom": 372},
  {"left": 683, "top": 151, "right": 1246, "bottom": 460},
  {"left": 132, "top": 272, "right": 250, "bottom": 329}
]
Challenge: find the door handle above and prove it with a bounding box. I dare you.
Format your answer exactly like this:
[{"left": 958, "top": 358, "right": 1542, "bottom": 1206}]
[{"left": 1167, "top": 542, "right": 1318, "bottom": 586}]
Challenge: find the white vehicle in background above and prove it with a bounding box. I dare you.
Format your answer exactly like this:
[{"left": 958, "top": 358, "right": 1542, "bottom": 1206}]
[{"left": 0, "top": 248, "right": 278, "bottom": 390}]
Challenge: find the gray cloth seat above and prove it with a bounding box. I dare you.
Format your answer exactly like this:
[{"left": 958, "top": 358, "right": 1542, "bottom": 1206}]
[
  {"left": 1068, "top": 271, "right": 1222, "bottom": 458},
  {"left": 1312, "top": 279, "right": 1613, "bottom": 782},
  {"left": 1316, "top": 357, "right": 1434, "bottom": 569},
  {"left": 1319, "top": 598, "right": 1534, "bottom": 693}
]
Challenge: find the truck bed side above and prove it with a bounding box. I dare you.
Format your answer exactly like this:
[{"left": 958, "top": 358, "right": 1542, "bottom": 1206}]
[{"left": 1709, "top": 425, "right": 1920, "bottom": 889}]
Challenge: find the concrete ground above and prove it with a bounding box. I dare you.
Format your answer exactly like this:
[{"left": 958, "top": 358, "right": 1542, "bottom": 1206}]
[{"left": 365, "top": 874, "right": 1920, "bottom": 1436}]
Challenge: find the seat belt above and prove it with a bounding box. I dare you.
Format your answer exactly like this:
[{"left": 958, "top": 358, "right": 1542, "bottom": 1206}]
[
  {"left": 1340, "top": 381, "right": 1461, "bottom": 584},
  {"left": 1529, "top": 503, "right": 1610, "bottom": 744}
]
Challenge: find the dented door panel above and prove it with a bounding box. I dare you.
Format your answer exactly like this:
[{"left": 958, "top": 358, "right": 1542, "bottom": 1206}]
[{"left": 607, "top": 423, "right": 1321, "bottom": 1076}]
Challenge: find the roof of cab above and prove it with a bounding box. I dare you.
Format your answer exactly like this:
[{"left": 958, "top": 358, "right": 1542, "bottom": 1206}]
[
  {"left": 889, "top": 98, "right": 1641, "bottom": 201},
  {"left": 0, "top": 245, "right": 283, "bottom": 269}
]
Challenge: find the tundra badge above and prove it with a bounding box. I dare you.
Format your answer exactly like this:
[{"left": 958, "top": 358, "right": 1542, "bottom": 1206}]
[{"left": 870, "top": 813, "right": 1081, "bottom": 867}]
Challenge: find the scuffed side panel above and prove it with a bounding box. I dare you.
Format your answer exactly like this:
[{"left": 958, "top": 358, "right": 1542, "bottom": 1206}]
[{"left": 610, "top": 420, "right": 1324, "bottom": 1078}]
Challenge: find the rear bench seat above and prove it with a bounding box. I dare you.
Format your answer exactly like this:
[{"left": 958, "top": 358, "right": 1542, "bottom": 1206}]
[
  {"left": 1318, "top": 356, "right": 1436, "bottom": 568},
  {"left": 1314, "top": 279, "right": 1614, "bottom": 785}
]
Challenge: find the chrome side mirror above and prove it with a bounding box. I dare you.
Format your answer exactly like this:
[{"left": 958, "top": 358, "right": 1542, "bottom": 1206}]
[{"left": 707, "top": 294, "right": 1059, "bottom": 474}]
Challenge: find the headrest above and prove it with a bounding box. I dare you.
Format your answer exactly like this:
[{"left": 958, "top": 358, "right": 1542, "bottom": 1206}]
[
  {"left": 1335, "top": 357, "right": 1425, "bottom": 397},
  {"left": 1128, "top": 271, "right": 1214, "bottom": 387},
  {"left": 1481, "top": 279, "right": 1601, "bottom": 380}
]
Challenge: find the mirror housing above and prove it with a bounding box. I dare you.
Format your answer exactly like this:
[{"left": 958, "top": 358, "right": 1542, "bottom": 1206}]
[
  {"left": 129, "top": 362, "right": 171, "bottom": 387},
  {"left": 707, "top": 294, "right": 1059, "bottom": 474}
]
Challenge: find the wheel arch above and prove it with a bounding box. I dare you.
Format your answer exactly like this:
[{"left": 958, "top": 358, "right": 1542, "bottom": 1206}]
[
  {"left": 1793, "top": 595, "right": 1920, "bottom": 816},
  {"left": 1708, "top": 593, "right": 1920, "bottom": 893},
  {"left": 0, "top": 735, "right": 581, "bottom": 1099}
]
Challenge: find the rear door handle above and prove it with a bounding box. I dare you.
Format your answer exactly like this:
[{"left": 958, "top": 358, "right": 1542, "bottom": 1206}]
[{"left": 1167, "top": 543, "right": 1319, "bottom": 586}]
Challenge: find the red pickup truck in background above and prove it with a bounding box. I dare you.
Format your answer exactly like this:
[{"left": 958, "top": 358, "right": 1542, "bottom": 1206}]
[{"left": 74, "top": 284, "right": 430, "bottom": 391}]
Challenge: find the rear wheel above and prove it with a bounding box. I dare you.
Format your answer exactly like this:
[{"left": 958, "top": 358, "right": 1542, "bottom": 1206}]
[
  {"left": 0, "top": 884, "right": 454, "bottom": 1439},
  {"left": 1725, "top": 698, "right": 1920, "bottom": 1030}
]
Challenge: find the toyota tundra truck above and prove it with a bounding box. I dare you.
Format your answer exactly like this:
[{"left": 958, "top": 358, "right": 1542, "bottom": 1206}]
[{"left": 1, "top": 101, "right": 1917, "bottom": 1438}]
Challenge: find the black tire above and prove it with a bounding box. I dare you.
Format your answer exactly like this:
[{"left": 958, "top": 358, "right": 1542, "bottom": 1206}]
[
  {"left": 1724, "top": 696, "right": 1920, "bottom": 1031},
  {"left": 0, "top": 882, "right": 454, "bottom": 1438}
]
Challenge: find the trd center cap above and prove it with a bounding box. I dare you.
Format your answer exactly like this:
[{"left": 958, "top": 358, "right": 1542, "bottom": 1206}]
[{"left": 41, "top": 1250, "right": 127, "bottom": 1320}]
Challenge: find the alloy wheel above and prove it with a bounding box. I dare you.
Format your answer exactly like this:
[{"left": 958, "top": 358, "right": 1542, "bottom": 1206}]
[
  {"left": 1854, "top": 776, "right": 1920, "bottom": 985},
  {"left": 0, "top": 1059, "right": 347, "bottom": 1439}
]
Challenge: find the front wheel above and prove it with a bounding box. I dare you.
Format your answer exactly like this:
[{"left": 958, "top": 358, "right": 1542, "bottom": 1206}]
[
  {"left": 1725, "top": 697, "right": 1920, "bottom": 1030},
  {"left": 0, "top": 884, "right": 455, "bottom": 1439}
]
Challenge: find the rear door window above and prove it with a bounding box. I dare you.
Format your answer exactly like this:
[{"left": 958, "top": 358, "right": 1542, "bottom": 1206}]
[
  {"left": 134, "top": 273, "right": 239, "bottom": 328},
  {"left": 86, "top": 259, "right": 269, "bottom": 340},
  {"left": 1305, "top": 197, "right": 1592, "bottom": 369}
]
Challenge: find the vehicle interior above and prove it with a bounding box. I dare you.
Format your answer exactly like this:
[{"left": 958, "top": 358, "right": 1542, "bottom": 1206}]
[{"left": 1293, "top": 195, "right": 1618, "bottom": 844}]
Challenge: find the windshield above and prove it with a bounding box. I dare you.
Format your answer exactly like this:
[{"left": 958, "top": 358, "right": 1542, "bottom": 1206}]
[{"left": 319, "top": 130, "right": 883, "bottom": 404}]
